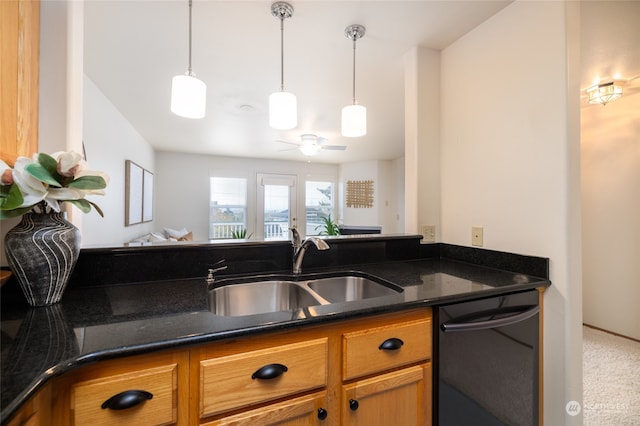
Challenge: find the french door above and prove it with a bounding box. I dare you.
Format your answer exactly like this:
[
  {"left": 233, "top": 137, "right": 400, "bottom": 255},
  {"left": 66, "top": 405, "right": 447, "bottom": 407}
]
[{"left": 256, "top": 173, "right": 297, "bottom": 240}]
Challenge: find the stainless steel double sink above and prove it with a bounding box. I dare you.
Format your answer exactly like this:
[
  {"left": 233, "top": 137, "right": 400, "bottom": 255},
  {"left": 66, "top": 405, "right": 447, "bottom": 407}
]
[{"left": 208, "top": 273, "right": 403, "bottom": 317}]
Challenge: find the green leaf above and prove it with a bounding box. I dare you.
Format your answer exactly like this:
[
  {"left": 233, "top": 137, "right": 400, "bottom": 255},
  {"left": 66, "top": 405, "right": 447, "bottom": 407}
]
[
  {"left": 88, "top": 200, "right": 105, "bottom": 217},
  {"left": 66, "top": 199, "right": 105, "bottom": 217},
  {"left": 0, "top": 205, "right": 33, "bottom": 219},
  {"left": 68, "top": 175, "right": 107, "bottom": 190},
  {"left": 25, "top": 163, "right": 62, "bottom": 187},
  {"left": 66, "top": 198, "right": 92, "bottom": 214},
  {"left": 37, "top": 153, "right": 59, "bottom": 175},
  {"left": 0, "top": 184, "right": 25, "bottom": 210}
]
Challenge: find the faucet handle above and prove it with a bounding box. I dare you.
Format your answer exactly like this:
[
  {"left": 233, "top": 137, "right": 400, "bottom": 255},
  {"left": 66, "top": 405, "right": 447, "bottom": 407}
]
[{"left": 206, "top": 260, "right": 228, "bottom": 285}]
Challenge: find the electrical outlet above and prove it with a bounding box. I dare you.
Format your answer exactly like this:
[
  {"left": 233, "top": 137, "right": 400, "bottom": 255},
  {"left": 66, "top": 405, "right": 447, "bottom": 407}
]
[
  {"left": 421, "top": 225, "right": 436, "bottom": 242},
  {"left": 472, "top": 227, "right": 483, "bottom": 247}
]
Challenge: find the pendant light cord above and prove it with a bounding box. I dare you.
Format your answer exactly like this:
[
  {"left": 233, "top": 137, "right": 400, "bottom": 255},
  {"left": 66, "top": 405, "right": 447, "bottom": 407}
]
[
  {"left": 279, "top": 16, "right": 285, "bottom": 91},
  {"left": 351, "top": 36, "right": 357, "bottom": 104},
  {"left": 187, "top": 0, "right": 193, "bottom": 76}
]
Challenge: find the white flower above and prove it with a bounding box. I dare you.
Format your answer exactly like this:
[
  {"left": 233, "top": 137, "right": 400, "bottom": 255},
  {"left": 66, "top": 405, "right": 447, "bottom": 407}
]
[
  {"left": 52, "top": 151, "right": 85, "bottom": 177},
  {"left": 11, "top": 157, "right": 47, "bottom": 207}
]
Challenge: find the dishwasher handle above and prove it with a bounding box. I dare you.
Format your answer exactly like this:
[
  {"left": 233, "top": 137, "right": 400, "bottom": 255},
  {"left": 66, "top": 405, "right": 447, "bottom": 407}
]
[{"left": 441, "top": 304, "right": 539, "bottom": 333}]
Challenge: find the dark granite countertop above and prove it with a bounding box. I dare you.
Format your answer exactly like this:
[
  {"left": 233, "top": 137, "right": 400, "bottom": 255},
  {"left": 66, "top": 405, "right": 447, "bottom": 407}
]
[{"left": 0, "top": 241, "right": 550, "bottom": 424}]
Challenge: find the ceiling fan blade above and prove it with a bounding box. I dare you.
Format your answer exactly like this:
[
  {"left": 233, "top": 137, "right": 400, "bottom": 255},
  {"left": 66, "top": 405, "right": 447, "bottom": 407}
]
[
  {"left": 321, "top": 145, "right": 347, "bottom": 151},
  {"left": 276, "top": 140, "right": 301, "bottom": 146},
  {"left": 316, "top": 136, "right": 329, "bottom": 145},
  {"left": 277, "top": 147, "right": 298, "bottom": 152}
]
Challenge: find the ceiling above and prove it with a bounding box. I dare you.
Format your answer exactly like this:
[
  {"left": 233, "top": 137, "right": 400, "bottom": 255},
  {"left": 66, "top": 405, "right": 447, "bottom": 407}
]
[
  {"left": 84, "top": 1, "right": 640, "bottom": 165},
  {"left": 83, "top": 0, "right": 512, "bottom": 164}
]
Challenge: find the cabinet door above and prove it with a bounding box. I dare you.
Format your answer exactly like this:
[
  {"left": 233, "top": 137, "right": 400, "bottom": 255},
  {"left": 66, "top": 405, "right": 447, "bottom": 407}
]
[
  {"left": 341, "top": 365, "right": 428, "bottom": 426},
  {"left": 204, "top": 391, "right": 328, "bottom": 426}
]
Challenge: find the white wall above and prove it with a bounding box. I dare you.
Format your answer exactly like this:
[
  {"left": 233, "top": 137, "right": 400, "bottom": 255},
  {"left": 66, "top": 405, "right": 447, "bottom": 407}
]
[
  {"left": 155, "top": 151, "right": 339, "bottom": 241},
  {"left": 439, "top": 1, "right": 582, "bottom": 424},
  {"left": 581, "top": 92, "right": 640, "bottom": 340},
  {"left": 404, "top": 47, "right": 441, "bottom": 238},
  {"left": 339, "top": 160, "right": 403, "bottom": 233},
  {"left": 82, "top": 76, "right": 155, "bottom": 246}
]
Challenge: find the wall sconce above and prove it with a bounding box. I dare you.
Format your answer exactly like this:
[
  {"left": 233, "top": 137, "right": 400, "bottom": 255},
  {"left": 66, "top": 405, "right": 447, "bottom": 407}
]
[
  {"left": 269, "top": 2, "right": 297, "bottom": 130},
  {"left": 586, "top": 81, "right": 624, "bottom": 106}
]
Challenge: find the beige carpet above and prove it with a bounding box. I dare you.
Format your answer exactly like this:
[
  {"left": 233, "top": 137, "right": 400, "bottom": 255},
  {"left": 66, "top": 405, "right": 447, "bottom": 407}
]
[{"left": 583, "top": 326, "right": 640, "bottom": 425}]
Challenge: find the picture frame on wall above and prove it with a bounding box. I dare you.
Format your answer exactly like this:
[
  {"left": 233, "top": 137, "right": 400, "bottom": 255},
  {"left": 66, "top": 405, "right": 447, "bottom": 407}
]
[{"left": 125, "top": 160, "right": 153, "bottom": 226}]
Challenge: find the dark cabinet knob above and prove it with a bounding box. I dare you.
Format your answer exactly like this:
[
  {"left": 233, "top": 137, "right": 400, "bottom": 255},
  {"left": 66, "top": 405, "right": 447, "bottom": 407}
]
[
  {"left": 378, "top": 337, "right": 404, "bottom": 351},
  {"left": 101, "top": 390, "right": 153, "bottom": 410},
  {"left": 251, "top": 363, "right": 288, "bottom": 380},
  {"left": 349, "top": 399, "right": 359, "bottom": 411},
  {"left": 317, "top": 407, "right": 328, "bottom": 420}
]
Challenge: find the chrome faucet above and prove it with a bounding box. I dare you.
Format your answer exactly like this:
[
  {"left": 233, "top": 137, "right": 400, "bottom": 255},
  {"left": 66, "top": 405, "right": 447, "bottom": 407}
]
[
  {"left": 290, "top": 228, "right": 330, "bottom": 274},
  {"left": 206, "top": 259, "right": 228, "bottom": 286}
]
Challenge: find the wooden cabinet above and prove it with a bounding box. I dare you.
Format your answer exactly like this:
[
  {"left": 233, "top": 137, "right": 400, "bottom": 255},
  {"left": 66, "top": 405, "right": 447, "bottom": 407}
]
[
  {"left": 198, "top": 338, "right": 328, "bottom": 418},
  {"left": 194, "top": 308, "right": 432, "bottom": 426},
  {"left": 0, "top": 0, "right": 40, "bottom": 165},
  {"left": 5, "top": 383, "right": 51, "bottom": 426},
  {"left": 202, "top": 391, "right": 328, "bottom": 426},
  {"left": 52, "top": 351, "right": 189, "bottom": 426},
  {"left": 7, "top": 308, "right": 432, "bottom": 426},
  {"left": 340, "top": 317, "right": 432, "bottom": 425}
]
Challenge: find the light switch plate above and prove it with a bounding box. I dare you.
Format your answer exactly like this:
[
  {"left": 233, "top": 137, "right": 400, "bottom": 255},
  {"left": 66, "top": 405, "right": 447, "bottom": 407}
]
[
  {"left": 472, "top": 226, "right": 483, "bottom": 247},
  {"left": 421, "top": 225, "right": 436, "bottom": 242}
]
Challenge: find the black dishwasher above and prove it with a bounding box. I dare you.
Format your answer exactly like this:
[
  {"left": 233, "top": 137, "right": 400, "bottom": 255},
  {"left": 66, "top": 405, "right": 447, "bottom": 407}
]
[{"left": 435, "top": 290, "right": 539, "bottom": 426}]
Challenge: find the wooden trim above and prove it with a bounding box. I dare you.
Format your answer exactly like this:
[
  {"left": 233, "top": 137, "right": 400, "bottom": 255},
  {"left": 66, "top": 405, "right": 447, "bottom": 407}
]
[{"left": 583, "top": 323, "right": 640, "bottom": 343}]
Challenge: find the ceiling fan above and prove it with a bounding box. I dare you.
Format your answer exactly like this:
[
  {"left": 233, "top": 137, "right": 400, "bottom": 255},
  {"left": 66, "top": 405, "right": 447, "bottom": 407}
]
[{"left": 277, "top": 134, "right": 347, "bottom": 157}]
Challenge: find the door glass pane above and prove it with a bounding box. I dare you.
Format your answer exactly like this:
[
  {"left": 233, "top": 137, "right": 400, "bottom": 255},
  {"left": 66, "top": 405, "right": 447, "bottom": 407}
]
[
  {"left": 306, "top": 181, "right": 334, "bottom": 236},
  {"left": 263, "top": 184, "right": 290, "bottom": 239}
]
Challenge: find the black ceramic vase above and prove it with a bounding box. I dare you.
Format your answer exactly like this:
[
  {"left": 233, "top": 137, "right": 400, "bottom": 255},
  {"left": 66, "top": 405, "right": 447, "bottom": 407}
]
[{"left": 4, "top": 211, "right": 81, "bottom": 307}]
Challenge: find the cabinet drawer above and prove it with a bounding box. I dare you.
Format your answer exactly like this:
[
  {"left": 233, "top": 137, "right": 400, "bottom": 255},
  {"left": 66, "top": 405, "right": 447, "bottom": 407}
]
[
  {"left": 200, "top": 338, "right": 327, "bottom": 418},
  {"left": 71, "top": 363, "right": 178, "bottom": 426},
  {"left": 343, "top": 318, "right": 431, "bottom": 380},
  {"left": 202, "top": 391, "right": 327, "bottom": 426}
]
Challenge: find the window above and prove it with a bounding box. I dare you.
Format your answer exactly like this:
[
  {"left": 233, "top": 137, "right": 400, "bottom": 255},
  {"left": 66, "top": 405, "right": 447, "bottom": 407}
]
[
  {"left": 305, "top": 181, "right": 335, "bottom": 236},
  {"left": 210, "top": 177, "right": 247, "bottom": 239}
]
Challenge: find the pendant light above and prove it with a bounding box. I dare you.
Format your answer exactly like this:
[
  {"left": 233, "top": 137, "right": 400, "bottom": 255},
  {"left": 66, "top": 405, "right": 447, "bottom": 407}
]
[
  {"left": 171, "top": 0, "right": 206, "bottom": 119},
  {"left": 269, "top": 2, "right": 297, "bottom": 130},
  {"left": 342, "top": 24, "right": 366, "bottom": 137}
]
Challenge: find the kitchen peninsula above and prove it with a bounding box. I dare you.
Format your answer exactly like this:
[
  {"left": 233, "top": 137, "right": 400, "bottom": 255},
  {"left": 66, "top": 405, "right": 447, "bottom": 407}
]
[{"left": 1, "top": 235, "right": 550, "bottom": 425}]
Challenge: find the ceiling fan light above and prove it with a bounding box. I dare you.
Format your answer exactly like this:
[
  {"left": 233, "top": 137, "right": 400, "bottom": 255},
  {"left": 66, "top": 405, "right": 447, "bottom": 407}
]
[
  {"left": 171, "top": 74, "right": 207, "bottom": 119},
  {"left": 342, "top": 104, "right": 367, "bottom": 137},
  {"left": 300, "top": 143, "right": 320, "bottom": 156},
  {"left": 269, "top": 91, "right": 297, "bottom": 129}
]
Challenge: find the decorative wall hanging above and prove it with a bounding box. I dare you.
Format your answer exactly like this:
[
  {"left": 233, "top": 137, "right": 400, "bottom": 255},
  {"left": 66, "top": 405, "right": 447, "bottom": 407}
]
[
  {"left": 346, "top": 180, "right": 374, "bottom": 208},
  {"left": 125, "top": 160, "right": 153, "bottom": 225}
]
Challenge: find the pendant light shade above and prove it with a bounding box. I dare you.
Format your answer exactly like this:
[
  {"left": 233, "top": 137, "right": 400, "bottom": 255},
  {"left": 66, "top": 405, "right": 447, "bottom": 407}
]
[
  {"left": 342, "top": 24, "right": 366, "bottom": 137},
  {"left": 269, "top": 2, "right": 297, "bottom": 130},
  {"left": 269, "top": 91, "right": 297, "bottom": 129},
  {"left": 171, "top": 0, "right": 206, "bottom": 119},
  {"left": 341, "top": 104, "right": 366, "bottom": 138},
  {"left": 171, "top": 73, "right": 206, "bottom": 119}
]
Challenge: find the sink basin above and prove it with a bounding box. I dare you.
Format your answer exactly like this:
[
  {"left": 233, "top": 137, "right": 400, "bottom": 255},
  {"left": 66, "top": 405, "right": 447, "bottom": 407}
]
[
  {"left": 306, "top": 276, "right": 400, "bottom": 303},
  {"left": 208, "top": 273, "right": 403, "bottom": 317},
  {"left": 208, "top": 280, "right": 320, "bottom": 317}
]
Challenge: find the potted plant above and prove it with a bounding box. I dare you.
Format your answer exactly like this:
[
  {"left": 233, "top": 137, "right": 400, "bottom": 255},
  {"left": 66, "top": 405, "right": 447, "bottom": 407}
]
[
  {"left": 0, "top": 151, "right": 109, "bottom": 306},
  {"left": 315, "top": 215, "right": 340, "bottom": 236}
]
